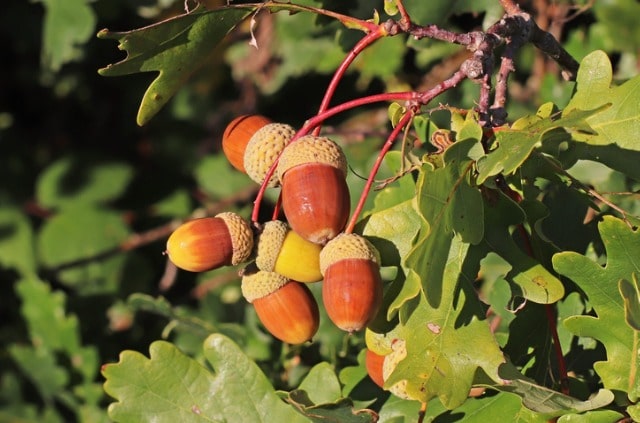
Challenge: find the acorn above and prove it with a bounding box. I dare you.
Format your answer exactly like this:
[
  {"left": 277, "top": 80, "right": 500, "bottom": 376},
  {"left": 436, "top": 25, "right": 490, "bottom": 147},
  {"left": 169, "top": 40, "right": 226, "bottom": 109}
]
[
  {"left": 276, "top": 135, "right": 350, "bottom": 245},
  {"left": 244, "top": 122, "right": 296, "bottom": 187},
  {"left": 165, "top": 212, "right": 253, "bottom": 272},
  {"left": 365, "top": 349, "right": 386, "bottom": 388},
  {"left": 255, "top": 220, "right": 323, "bottom": 283},
  {"left": 241, "top": 269, "right": 319, "bottom": 344},
  {"left": 319, "top": 233, "right": 383, "bottom": 332},
  {"left": 222, "top": 114, "right": 272, "bottom": 173}
]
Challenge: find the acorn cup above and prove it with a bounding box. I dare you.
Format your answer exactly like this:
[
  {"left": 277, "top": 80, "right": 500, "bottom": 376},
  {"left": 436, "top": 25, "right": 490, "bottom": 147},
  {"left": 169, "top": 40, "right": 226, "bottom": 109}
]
[
  {"left": 255, "top": 220, "right": 323, "bottom": 283},
  {"left": 244, "top": 122, "right": 296, "bottom": 187},
  {"left": 241, "top": 269, "right": 320, "bottom": 344},
  {"left": 319, "top": 233, "right": 383, "bottom": 333},
  {"left": 222, "top": 114, "right": 272, "bottom": 173},
  {"left": 165, "top": 212, "right": 253, "bottom": 272},
  {"left": 276, "top": 135, "right": 350, "bottom": 245}
]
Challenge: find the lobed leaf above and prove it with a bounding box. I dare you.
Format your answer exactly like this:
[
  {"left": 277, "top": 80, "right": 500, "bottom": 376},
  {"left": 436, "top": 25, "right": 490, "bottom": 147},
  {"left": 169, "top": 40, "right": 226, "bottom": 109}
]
[
  {"left": 386, "top": 237, "right": 505, "bottom": 409},
  {"left": 481, "top": 192, "right": 565, "bottom": 304},
  {"left": 282, "top": 390, "right": 378, "bottom": 422},
  {"left": 554, "top": 216, "right": 640, "bottom": 401},
  {"left": 495, "top": 362, "right": 615, "bottom": 415},
  {"left": 98, "top": 7, "right": 253, "bottom": 125},
  {"left": 476, "top": 105, "right": 604, "bottom": 184},
  {"left": 103, "top": 334, "right": 308, "bottom": 422},
  {"left": 408, "top": 137, "right": 484, "bottom": 307},
  {"left": 565, "top": 50, "right": 640, "bottom": 149}
]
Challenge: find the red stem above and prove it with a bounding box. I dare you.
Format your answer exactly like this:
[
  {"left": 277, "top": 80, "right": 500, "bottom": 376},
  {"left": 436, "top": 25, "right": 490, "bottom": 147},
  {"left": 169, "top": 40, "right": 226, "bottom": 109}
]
[
  {"left": 508, "top": 185, "right": 570, "bottom": 395},
  {"left": 313, "top": 29, "right": 386, "bottom": 136},
  {"left": 345, "top": 111, "right": 413, "bottom": 234},
  {"left": 250, "top": 91, "right": 417, "bottom": 223}
]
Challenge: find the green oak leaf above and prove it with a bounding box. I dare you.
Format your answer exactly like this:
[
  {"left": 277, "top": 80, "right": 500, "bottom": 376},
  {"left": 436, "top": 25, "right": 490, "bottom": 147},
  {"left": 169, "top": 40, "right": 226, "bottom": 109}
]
[
  {"left": 495, "top": 362, "right": 614, "bottom": 415},
  {"left": 554, "top": 216, "right": 640, "bottom": 401},
  {"left": 103, "top": 334, "right": 308, "bottom": 422},
  {"left": 362, "top": 199, "right": 422, "bottom": 269},
  {"left": 37, "top": 0, "right": 96, "bottom": 71},
  {"left": 98, "top": 7, "right": 252, "bottom": 125},
  {"left": 407, "top": 137, "right": 484, "bottom": 307},
  {"left": 481, "top": 191, "right": 565, "bottom": 304},
  {"left": 564, "top": 50, "right": 640, "bottom": 149},
  {"left": 476, "top": 105, "right": 604, "bottom": 184},
  {"left": 282, "top": 390, "right": 377, "bottom": 423},
  {"left": 387, "top": 237, "right": 505, "bottom": 409},
  {"left": 297, "top": 362, "right": 342, "bottom": 405},
  {"left": 423, "top": 391, "right": 549, "bottom": 422},
  {"left": 283, "top": 361, "right": 378, "bottom": 423}
]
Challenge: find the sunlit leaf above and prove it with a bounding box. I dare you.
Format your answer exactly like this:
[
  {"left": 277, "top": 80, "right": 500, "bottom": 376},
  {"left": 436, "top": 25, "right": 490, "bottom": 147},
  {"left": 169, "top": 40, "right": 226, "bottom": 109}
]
[
  {"left": 554, "top": 216, "right": 640, "bottom": 401},
  {"left": 407, "top": 138, "right": 484, "bottom": 307},
  {"left": 386, "top": 237, "right": 505, "bottom": 409},
  {"left": 103, "top": 334, "right": 308, "bottom": 422},
  {"left": 476, "top": 105, "right": 604, "bottom": 184},
  {"left": 565, "top": 50, "right": 640, "bottom": 150},
  {"left": 98, "top": 7, "right": 253, "bottom": 125},
  {"left": 298, "top": 362, "right": 342, "bottom": 405}
]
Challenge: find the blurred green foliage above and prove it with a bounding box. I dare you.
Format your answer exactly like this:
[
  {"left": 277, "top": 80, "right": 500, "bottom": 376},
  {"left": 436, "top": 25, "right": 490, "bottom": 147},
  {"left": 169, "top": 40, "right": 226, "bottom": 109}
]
[{"left": 1, "top": 0, "right": 639, "bottom": 422}]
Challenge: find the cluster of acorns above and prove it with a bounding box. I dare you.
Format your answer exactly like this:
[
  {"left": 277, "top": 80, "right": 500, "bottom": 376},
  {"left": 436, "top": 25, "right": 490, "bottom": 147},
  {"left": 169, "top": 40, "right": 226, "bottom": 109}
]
[{"left": 165, "top": 115, "right": 384, "bottom": 345}]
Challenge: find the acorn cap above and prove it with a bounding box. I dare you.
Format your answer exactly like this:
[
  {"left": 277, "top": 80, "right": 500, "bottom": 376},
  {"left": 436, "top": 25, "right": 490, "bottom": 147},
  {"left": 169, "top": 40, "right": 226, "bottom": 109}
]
[
  {"left": 215, "top": 212, "right": 254, "bottom": 265},
  {"left": 276, "top": 135, "right": 348, "bottom": 182},
  {"left": 255, "top": 220, "right": 288, "bottom": 272},
  {"left": 319, "top": 233, "right": 381, "bottom": 275},
  {"left": 241, "top": 270, "right": 290, "bottom": 303},
  {"left": 244, "top": 123, "right": 296, "bottom": 187}
]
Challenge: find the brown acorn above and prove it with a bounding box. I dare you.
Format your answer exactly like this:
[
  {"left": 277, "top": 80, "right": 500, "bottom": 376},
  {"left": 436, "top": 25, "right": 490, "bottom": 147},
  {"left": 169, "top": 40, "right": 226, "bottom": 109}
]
[
  {"left": 319, "top": 233, "right": 383, "bottom": 332},
  {"left": 165, "top": 212, "right": 253, "bottom": 272},
  {"left": 222, "top": 115, "right": 272, "bottom": 173},
  {"left": 244, "top": 122, "right": 296, "bottom": 187},
  {"left": 365, "top": 349, "right": 386, "bottom": 388},
  {"left": 276, "top": 135, "right": 350, "bottom": 245},
  {"left": 255, "top": 220, "right": 322, "bottom": 283},
  {"left": 241, "top": 269, "right": 319, "bottom": 344}
]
